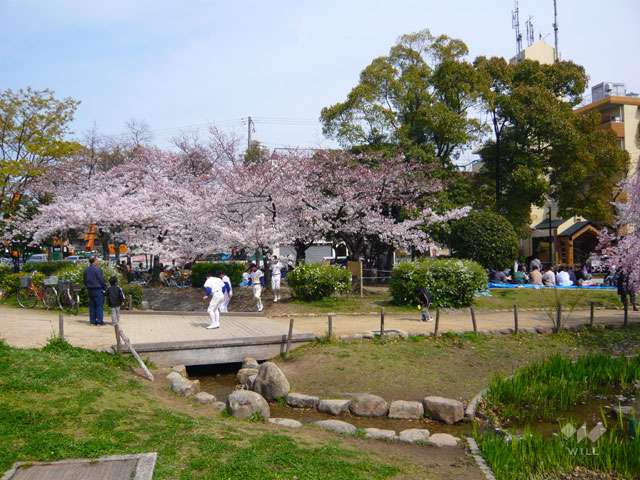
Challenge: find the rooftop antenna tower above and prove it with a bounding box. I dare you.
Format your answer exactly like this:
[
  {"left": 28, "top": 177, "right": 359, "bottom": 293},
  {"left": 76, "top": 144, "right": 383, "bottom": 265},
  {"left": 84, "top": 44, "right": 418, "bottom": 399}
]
[
  {"left": 553, "top": 0, "right": 560, "bottom": 61},
  {"left": 512, "top": 0, "right": 523, "bottom": 55},
  {"left": 525, "top": 16, "right": 535, "bottom": 46}
]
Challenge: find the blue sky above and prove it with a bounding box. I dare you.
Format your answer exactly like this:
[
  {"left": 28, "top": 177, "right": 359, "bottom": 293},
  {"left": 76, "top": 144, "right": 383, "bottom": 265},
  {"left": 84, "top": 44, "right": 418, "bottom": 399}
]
[{"left": 1, "top": 0, "right": 638, "bottom": 153}]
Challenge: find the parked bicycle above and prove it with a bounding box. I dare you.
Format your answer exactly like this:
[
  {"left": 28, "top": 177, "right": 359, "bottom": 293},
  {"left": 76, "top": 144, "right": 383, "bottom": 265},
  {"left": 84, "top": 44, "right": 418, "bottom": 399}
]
[
  {"left": 58, "top": 279, "right": 80, "bottom": 315},
  {"left": 16, "top": 274, "right": 61, "bottom": 309}
]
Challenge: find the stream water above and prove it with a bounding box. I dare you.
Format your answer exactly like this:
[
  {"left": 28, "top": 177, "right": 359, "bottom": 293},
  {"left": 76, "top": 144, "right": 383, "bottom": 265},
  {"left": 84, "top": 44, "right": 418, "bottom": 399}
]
[{"left": 187, "top": 364, "right": 637, "bottom": 439}]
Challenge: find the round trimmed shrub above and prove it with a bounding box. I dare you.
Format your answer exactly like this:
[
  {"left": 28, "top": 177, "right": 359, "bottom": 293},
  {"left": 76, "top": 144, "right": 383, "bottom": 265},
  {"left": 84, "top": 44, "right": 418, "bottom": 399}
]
[
  {"left": 390, "top": 258, "right": 487, "bottom": 308},
  {"left": 449, "top": 210, "right": 519, "bottom": 270},
  {"left": 287, "top": 263, "right": 351, "bottom": 301}
]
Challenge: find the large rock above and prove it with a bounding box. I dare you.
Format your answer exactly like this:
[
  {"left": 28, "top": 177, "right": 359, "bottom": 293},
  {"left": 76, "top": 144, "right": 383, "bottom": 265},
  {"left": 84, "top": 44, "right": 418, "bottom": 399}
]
[
  {"left": 252, "top": 361, "right": 290, "bottom": 401},
  {"left": 211, "top": 401, "right": 226, "bottom": 413},
  {"left": 226, "top": 390, "right": 270, "bottom": 420},
  {"left": 166, "top": 371, "right": 200, "bottom": 397},
  {"left": 242, "top": 357, "right": 259, "bottom": 369},
  {"left": 423, "top": 396, "right": 465, "bottom": 424},
  {"left": 388, "top": 400, "right": 424, "bottom": 420},
  {"left": 268, "top": 418, "right": 303, "bottom": 428},
  {"left": 364, "top": 428, "right": 397, "bottom": 441},
  {"left": 171, "top": 365, "right": 187, "bottom": 377},
  {"left": 427, "top": 433, "right": 459, "bottom": 447},
  {"left": 237, "top": 368, "right": 259, "bottom": 387},
  {"left": 349, "top": 394, "right": 389, "bottom": 417},
  {"left": 318, "top": 399, "right": 351, "bottom": 416},
  {"left": 194, "top": 392, "right": 216, "bottom": 404},
  {"left": 398, "top": 429, "right": 431, "bottom": 444},
  {"left": 286, "top": 392, "right": 320, "bottom": 409},
  {"left": 313, "top": 419, "right": 357, "bottom": 435}
]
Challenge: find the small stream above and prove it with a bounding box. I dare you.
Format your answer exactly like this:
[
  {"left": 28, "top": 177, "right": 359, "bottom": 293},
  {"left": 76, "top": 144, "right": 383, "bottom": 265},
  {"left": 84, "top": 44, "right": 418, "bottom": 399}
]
[{"left": 187, "top": 364, "right": 470, "bottom": 435}]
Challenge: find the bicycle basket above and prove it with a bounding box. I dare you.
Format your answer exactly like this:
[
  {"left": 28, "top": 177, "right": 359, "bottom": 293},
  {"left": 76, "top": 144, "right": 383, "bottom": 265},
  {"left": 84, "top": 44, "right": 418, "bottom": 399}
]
[
  {"left": 19, "top": 276, "right": 32, "bottom": 288},
  {"left": 43, "top": 276, "right": 58, "bottom": 286}
]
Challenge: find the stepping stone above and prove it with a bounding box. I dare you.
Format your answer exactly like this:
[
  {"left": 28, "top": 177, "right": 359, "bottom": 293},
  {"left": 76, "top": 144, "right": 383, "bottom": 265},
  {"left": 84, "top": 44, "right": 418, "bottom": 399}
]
[
  {"left": 268, "top": 418, "right": 303, "bottom": 428},
  {"left": 318, "top": 399, "right": 351, "bottom": 416},
  {"left": 349, "top": 394, "right": 388, "bottom": 417},
  {"left": 313, "top": 419, "right": 357, "bottom": 435},
  {"left": 171, "top": 365, "right": 187, "bottom": 376},
  {"left": 194, "top": 392, "right": 216, "bottom": 404},
  {"left": 428, "top": 433, "right": 459, "bottom": 447},
  {"left": 398, "top": 428, "right": 430, "bottom": 443},
  {"left": 364, "top": 428, "right": 397, "bottom": 440},
  {"left": 388, "top": 400, "right": 424, "bottom": 419},
  {"left": 286, "top": 392, "right": 319, "bottom": 409},
  {"left": 423, "top": 396, "right": 465, "bottom": 424}
]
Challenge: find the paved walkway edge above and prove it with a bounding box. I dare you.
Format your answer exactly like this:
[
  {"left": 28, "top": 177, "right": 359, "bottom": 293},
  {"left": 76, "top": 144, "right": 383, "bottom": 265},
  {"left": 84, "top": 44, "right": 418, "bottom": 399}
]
[{"left": 466, "top": 437, "right": 497, "bottom": 480}]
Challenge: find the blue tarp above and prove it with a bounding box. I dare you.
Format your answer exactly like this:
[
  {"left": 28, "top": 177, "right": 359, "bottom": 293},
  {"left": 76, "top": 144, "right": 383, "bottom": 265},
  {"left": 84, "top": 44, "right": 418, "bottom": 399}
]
[{"left": 489, "top": 282, "right": 616, "bottom": 291}]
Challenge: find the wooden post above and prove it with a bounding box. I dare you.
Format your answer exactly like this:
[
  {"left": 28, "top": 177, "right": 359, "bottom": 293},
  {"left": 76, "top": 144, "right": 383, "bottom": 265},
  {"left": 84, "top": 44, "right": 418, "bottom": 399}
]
[
  {"left": 328, "top": 314, "right": 333, "bottom": 339},
  {"left": 115, "top": 324, "right": 154, "bottom": 381},
  {"left": 434, "top": 308, "right": 440, "bottom": 337},
  {"left": 624, "top": 300, "right": 629, "bottom": 327},
  {"left": 589, "top": 302, "right": 595, "bottom": 327},
  {"left": 114, "top": 324, "right": 122, "bottom": 353},
  {"left": 359, "top": 260, "right": 363, "bottom": 298},
  {"left": 58, "top": 312, "right": 64, "bottom": 341},
  {"left": 380, "top": 307, "right": 385, "bottom": 338},
  {"left": 513, "top": 304, "right": 519, "bottom": 333},
  {"left": 128, "top": 295, "right": 133, "bottom": 311},
  {"left": 284, "top": 318, "right": 294, "bottom": 358},
  {"left": 556, "top": 304, "right": 562, "bottom": 332},
  {"left": 470, "top": 307, "right": 477, "bottom": 333}
]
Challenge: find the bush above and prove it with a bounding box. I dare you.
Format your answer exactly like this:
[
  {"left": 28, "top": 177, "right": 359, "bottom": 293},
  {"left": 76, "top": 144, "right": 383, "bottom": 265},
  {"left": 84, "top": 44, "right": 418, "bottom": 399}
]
[
  {"left": 390, "top": 258, "right": 487, "bottom": 308},
  {"left": 22, "top": 261, "right": 66, "bottom": 275},
  {"left": 449, "top": 210, "right": 519, "bottom": 270},
  {"left": 287, "top": 263, "right": 351, "bottom": 301},
  {"left": 191, "top": 262, "right": 246, "bottom": 288},
  {"left": 0, "top": 273, "right": 21, "bottom": 296},
  {"left": 122, "top": 284, "right": 144, "bottom": 307}
]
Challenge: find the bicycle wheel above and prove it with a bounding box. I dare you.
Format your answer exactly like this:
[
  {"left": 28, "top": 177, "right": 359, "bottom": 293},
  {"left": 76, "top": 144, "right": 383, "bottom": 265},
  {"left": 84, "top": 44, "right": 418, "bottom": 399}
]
[
  {"left": 68, "top": 291, "right": 80, "bottom": 315},
  {"left": 16, "top": 288, "right": 38, "bottom": 308},
  {"left": 44, "top": 286, "right": 61, "bottom": 310}
]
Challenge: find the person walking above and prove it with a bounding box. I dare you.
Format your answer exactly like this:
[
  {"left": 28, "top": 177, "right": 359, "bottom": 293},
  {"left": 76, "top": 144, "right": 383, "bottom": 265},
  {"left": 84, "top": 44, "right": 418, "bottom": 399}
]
[
  {"left": 617, "top": 271, "right": 638, "bottom": 311},
  {"left": 270, "top": 256, "right": 284, "bottom": 303},
  {"left": 203, "top": 271, "right": 225, "bottom": 329},
  {"left": 248, "top": 264, "right": 264, "bottom": 312},
  {"left": 416, "top": 287, "right": 433, "bottom": 322},
  {"left": 83, "top": 256, "right": 106, "bottom": 326},
  {"left": 220, "top": 272, "right": 233, "bottom": 313},
  {"left": 106, "top": 276, "right": 126, "bottom": 326}
]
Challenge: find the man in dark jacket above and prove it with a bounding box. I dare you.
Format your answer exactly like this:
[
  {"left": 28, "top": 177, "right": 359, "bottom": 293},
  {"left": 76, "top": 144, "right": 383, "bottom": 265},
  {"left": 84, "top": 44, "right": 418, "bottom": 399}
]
[
  {"left": 83, "top": 256, "right": 106, "bottom": 325},
  {"left": 617, "top": 271, "right": 638, "bottom": 311}
]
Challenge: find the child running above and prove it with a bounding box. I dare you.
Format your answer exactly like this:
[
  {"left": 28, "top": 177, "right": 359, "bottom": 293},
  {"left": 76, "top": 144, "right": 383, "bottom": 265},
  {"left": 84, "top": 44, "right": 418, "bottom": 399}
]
[
  {"left": 248, "top": 264, "right": 264, "bottom": 312},
  {"left": 203, "top": 270, "right": 225, "bottom": 329}
]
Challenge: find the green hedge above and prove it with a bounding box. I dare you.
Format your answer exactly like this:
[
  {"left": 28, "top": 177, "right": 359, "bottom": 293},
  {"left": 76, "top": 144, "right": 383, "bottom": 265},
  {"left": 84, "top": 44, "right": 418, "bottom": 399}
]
[
  {"left": 191, "top": 262, "right": 246, "bottom": 288},
  {"left": 122, "top": 284, "right": 144, "bottom": 307},
  {"left": 287, "top": 263, "right": 352, "bottom": 301},
  {"left": 449, "top": 210, "right": 520, "bottom": 270},
  {"left": 22, "top": 261, "right": 66, "bottom": 275},
  {"left": 390, "top": 258, "right": 487, "bottom": 308}
]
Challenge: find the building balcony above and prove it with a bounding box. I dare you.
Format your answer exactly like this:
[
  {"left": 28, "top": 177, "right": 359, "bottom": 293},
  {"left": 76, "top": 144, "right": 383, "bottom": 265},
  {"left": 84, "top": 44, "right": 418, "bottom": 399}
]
[{"left": 601, "top": 120, "right": 625, "bottom": 137}]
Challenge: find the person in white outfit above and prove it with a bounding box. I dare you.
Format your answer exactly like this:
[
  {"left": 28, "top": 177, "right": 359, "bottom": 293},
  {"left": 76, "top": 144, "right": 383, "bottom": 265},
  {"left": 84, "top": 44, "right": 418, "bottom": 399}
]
[
  {"left": 203, "top": 271, "right": 225, "bottom": 329},
  {"left": 248, "top": 264, "right": 264, "bottom": 312},
  {"left": 270, "top": 256, "right": 284, "bottom": 302},
  {"left": 220, "top": 272, "right": 232, "bottom": 313}
]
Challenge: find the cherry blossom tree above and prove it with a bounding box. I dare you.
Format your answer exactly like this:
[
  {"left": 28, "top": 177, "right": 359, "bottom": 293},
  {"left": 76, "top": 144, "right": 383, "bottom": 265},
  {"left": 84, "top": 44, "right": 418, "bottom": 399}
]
[{"left": 599, "top": 173, "right": 640, "bottom": 291}]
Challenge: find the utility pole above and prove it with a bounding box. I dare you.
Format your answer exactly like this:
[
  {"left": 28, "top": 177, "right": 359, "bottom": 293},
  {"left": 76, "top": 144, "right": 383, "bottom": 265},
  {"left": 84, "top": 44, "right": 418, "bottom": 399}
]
[
  {"left": 553, "top": 0, "right": 559, "bottom": 62},
  {"left": 247, "top": 116, "right": 255, "bottom": 150},
  {"left": 548, "top": 205, "right": 554, "bottom": 265},
  {"left": 512, "top": 0, "right": 523, "bottom": 56}
]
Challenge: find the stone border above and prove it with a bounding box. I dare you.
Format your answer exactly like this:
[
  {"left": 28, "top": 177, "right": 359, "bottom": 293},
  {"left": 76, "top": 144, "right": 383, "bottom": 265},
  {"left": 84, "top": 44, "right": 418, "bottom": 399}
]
[
  {"left": 466, "top": 437, "right": 496, "bottom": 480},
  {"left": 1, "top": 453, "right": 157, "bottom": 480},
  {"left": 465, "top": 388, "right": 487, "bottom": 420}
]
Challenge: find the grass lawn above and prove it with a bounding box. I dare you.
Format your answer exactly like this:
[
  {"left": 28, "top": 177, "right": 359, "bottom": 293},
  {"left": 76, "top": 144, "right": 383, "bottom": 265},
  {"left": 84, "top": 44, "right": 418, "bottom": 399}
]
[
  {"left": 269, "top": 286, "right": 621, "bottom": 316},
  {"left": 0, "top": 339, "right": 436, "bottom": 479},
  {"left": 276, "top": 326, "right": 640, "bottom": 403}
]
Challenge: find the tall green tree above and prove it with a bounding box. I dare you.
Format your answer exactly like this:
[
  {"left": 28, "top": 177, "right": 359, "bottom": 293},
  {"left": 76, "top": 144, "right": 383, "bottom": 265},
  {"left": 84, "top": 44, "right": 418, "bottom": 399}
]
[
  {"left": 0, "top": 88, "right": 80, "bottom": 236},
  {"left": 320, "top": 29, "right": 482, "bottom": 169},
  {"left": 472, "top": 57, "right": 625, "bottom": 231}
]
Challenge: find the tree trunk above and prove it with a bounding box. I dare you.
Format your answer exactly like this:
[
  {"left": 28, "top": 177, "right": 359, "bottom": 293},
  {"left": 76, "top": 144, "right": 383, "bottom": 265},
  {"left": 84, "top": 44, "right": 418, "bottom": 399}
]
[{"left": 294, "top": 239, "right": 308, "bottom": 264}]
